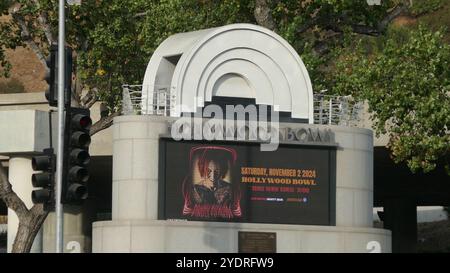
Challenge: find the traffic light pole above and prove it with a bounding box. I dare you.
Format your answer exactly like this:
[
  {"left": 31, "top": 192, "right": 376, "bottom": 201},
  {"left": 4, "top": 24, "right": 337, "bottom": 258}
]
[{"left": 56, "top": 0, "right": 66, "bottom": 253}]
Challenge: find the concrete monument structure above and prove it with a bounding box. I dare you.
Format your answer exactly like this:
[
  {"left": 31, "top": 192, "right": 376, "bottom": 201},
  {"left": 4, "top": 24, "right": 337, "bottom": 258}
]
[{"left": 92, "top": 24, "right": 391, "bottom": 252}]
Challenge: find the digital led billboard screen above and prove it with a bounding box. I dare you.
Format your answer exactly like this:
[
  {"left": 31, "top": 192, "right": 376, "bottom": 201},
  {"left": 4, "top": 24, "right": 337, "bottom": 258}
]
[{"left": 158, "top": 139, "right": 336, "bottom": 225}]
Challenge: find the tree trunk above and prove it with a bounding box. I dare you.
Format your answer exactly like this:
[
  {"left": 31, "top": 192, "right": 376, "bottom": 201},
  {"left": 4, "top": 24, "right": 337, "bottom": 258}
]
[
  {"left": 12, "top": 206, "right": 48, "bottom": 253},
  {"left": 254, "top": 0, "right": 277, "bottom": 31},
  {"left": 90, "top": 111, "right": 120, "bottom": 136},
  {"left": 0, "top": 162, "right": 48, "bottom": 253}
]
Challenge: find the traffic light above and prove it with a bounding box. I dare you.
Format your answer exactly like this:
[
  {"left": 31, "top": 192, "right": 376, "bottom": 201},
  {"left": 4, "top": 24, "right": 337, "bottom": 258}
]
[
  {"left": 44, "top": 45, "right": 57, "bottom": 106},
  {"left": 44, "top": 45, "right": 73, "bottom": 107},
  {"left": 62, "top": 107, "right": 92, "bottom": 204},
  {"left": 31, "top": 148, "right": 55, "bottom": 210}
]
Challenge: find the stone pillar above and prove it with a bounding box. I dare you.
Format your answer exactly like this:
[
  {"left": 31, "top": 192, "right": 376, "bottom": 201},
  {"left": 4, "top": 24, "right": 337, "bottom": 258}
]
[
  {"left": 7, "top": 156, "right": 42, "bottom": 253},
  {"left": 333, "top": 127, "right": 374, "bottom": 228},
  {"left": 112, "top": 116, "right": 169, "bottom": 220}
]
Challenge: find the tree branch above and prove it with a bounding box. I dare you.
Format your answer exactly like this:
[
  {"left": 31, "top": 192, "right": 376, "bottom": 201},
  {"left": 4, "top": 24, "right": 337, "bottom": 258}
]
[
  {"left": 134, "top": 11, "right": 148, "bottom": 18},
  {"left": 346, "top": 4, "right": 407, "bottom": 36},
  {"left": 30, "top": 0, "right": 55, "bottom": 45},
  {"left": 38, "top": 13, "right": 55, "bottom": 45},
  {"left": 378, "top": 4, "right": 408, "bottom": 32},
  {"left": 84, "top": 96, "right": 98, "bottom": 109},
  {"left": 254, "top": 0, "right": 277, "bottom": 31},
  {"left": 10, "top": 11, "right": 47, "bottom": 67},
  {"left": 296, "top": 16, "right": 322, "bottom": 34},
  {"left": 29, "top": 204, "right": 48, "bottom": 219},
  {"left": 350, "top": 24, "right": 380, "bottom": 36},
  {"left": 0, "top": 156, "right": 48, "bottom": 253},
  {"left": 297, "top": 3, "right": 408, "bottom": 39},
  {"left": 89, "top": 112, "right": 120, "bottom": 136},
  {"left": 81, "top": 87, "right": 98, "bottom": 109},
  {"left": 0, "top": 161, "right": 29, "bottom": 221},
  {"left": 12, "top": 204, "right": 48, "bottom": 253}
]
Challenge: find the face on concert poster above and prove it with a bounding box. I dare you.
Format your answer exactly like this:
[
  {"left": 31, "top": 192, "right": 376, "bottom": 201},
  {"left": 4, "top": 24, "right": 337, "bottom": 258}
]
[{"left": 159, "top": 139, "right": 335, "bottom": 225}]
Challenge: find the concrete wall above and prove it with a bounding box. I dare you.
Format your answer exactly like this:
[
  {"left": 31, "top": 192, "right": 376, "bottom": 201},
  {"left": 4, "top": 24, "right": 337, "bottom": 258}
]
[
  {"left": 0, "top": 110, "right": 50, "bottom": 154},
  {"left": 93, "top": 220, "right": 391, "bottom": 253},
  {"left": 92, "top": 115, "right": 391, "bottom": 252},
  {"left": 111, "top": 115, "right": 168, "bottom": 220},
  {"left": 0, "top": 92, "right": 112, "bottom": 156},
  {"left": 374, "top": 206, "right": 448, "bottom": 223}
]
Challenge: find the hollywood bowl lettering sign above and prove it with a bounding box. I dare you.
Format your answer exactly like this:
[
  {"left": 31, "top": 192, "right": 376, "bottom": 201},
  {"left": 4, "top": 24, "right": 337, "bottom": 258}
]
[
  {"left": 168, "top": 121, "right": 335, "bottom": 147},
  {"left": 280, "top": 127, "right": 334, "bottom": 144}
]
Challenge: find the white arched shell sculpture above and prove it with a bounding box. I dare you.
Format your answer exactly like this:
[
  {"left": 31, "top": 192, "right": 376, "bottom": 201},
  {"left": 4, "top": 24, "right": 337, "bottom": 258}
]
[{"left": 142, "top": 23, "right": 314, "bottom": 122}]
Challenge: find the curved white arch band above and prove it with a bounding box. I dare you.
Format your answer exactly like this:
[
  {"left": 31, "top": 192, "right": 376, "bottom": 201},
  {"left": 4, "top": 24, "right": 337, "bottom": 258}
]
[{"left": 142, "top": 23, "right": 314, "bottom": 122}]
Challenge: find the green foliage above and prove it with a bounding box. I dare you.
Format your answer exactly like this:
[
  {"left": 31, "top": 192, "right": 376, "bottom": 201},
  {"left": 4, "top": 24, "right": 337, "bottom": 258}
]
[
  {"left": 0, "top": 8, "right": 22, "bottom": 77},
  {"left": 1, "top": 0, "right": 254, "bottom": 112},
  {"left": 1, "top": 0, "right": 399, "bottom": 110},
  {"left": 410, "top": 0, "right": 444, "bottom": 16},
  {"left": 270, "top": 0, "right": 399, "bottom": 91},
  {"left": 414, "top": 0, "right": 450, "bottom": 43},
  {"left": 142, "top": 0, "right": 254, "bottom": 51},
  {"left": 273, "top": 0, "right": 392, "bottom": 44},
  {"left": 332, "top": 25, "right": 450, "bottom": 173}
]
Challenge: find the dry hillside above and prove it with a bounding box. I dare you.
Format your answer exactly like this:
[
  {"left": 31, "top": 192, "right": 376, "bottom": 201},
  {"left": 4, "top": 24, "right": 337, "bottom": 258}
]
[{"left": 0, "top": 15, "right": 46, "bottom": 94}]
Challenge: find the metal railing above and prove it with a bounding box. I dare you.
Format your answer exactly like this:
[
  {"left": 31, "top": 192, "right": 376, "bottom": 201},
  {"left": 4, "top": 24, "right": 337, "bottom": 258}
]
[
  {"left": 122, "top": 85, "right": 365, "bottom": 127},
  {"left": 313, "top": 93, "right": 364, "bottom": 126},
  {"left": 122, "top": 84, "right": 176, "bottom": 116}
]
